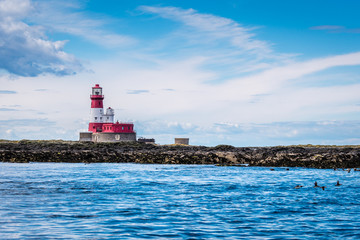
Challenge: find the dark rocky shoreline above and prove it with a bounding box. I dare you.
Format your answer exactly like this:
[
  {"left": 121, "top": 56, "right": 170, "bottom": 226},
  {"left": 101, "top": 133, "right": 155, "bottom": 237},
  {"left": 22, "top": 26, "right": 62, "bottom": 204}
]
[{"left": 1, "top": 140, "right": 360, "bottom": 169}]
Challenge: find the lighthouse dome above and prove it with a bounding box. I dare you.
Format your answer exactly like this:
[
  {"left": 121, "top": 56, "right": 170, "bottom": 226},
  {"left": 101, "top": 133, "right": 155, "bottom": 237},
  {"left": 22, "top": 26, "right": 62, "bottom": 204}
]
[{"left": 106, "top": 107, "right": 114, "bottom": 115}]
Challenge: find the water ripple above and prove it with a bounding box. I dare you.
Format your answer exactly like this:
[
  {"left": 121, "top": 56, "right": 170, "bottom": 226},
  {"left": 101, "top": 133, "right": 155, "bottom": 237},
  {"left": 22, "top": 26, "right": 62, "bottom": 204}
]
[{"left": 0, "top": 163, "right": 360, "bottom": 239}]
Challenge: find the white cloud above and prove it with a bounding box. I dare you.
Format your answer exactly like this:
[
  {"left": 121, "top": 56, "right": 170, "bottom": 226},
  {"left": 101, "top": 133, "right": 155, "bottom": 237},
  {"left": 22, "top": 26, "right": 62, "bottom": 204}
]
[
  {"left": 138, "top": 6, "right": 295, "bottom": 80},
  {"left": 85, "top": 50, "right": 360, "bottom": 127},
  {"left": 30, "top": 0, "right": 136, "bottom": 48},
  {"left": 140, "top": 6, "right": 271, "bottom": 55},
  {"left": 310, "top": 25, "right": 344, "bottom": 30},
  {"left": 0, "top": 0, "right": 31, "bottom": 18},
  {"left": 310, "top": 25, "right": 360, "bottom": 34},
  {"left": 0, "top": 0, "right": 82, "bottom": 76},
  {"left": 219, "top": 51, "right": 360, "bottom": 102}
]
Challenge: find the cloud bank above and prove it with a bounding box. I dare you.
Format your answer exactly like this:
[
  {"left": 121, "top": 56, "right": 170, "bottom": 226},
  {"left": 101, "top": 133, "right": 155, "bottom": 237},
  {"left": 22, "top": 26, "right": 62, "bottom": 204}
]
[
  {"left": 138, "top": 6, "right": 295, "bottom": 78},
  {"left": 0, "top": 0, "right": 82, "bottom": 76},
  {"left": 135, "top": 119, "right": 360, "bottom": 146},
  {"left": 30, "top": 0, "right": 136, "bottom": 48},
  {"left": 139, "top": 6, "right": 271, "bottom": 55}
]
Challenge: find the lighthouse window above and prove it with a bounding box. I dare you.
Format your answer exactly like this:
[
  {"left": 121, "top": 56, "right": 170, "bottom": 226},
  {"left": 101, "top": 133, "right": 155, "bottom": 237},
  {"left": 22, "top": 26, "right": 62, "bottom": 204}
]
[
  {"left": 92, "top": 89, "right": 102, "bottom": 95},
  {"left": 122, "top": 127, "right": 124, "bottom": 130},
  {"left": 100, "top": 117, "right": 102, "bottom": 120},
  {"left": 95, "top": 117, "right": 97, "bottom": 120}
]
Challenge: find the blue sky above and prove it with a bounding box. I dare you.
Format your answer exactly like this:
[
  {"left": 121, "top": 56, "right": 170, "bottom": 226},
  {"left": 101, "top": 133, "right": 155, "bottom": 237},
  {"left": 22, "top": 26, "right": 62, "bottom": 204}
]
[{"left": 1, "top": 0, "right": 360, "bottom": 146}]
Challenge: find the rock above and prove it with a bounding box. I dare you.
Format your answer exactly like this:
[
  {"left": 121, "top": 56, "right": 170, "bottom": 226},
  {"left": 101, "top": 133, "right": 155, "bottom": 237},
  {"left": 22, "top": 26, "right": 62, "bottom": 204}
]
[{"left": 1, "top": 141, "right": 360, "bottom": 168}]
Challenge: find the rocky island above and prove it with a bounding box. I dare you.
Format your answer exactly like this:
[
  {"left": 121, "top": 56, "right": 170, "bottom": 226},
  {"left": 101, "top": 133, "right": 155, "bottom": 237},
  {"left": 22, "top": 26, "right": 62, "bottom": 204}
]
[{"left": 1, "top": 140, "right": 360, "bottom": 169}]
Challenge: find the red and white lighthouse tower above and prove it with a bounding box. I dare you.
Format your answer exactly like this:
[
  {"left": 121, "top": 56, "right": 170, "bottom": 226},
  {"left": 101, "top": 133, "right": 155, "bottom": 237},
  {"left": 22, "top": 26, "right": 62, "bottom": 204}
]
[
  {"left": 88, "top": 84, "right": 105, "bottom": 132},
  {"left": 87, "top": 84, "right": 135, "bottom": 134}
]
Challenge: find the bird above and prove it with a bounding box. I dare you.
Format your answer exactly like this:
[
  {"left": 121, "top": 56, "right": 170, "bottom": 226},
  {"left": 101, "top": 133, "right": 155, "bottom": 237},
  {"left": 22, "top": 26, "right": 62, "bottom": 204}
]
[
  {"left": 321, "top": 186, "right": 326, "bottom": 190},
  {"left": 294, "top": 185, "right": 303, "bottom": 189},
  {"left": 348, "top": 169, "right": 351, "bottom": 173},
  {"left": 270, "top": 168, "right": 275, "bottom": 171},
  {"left": 335, "top": 180, "right": 342, "bottom": 186},
  {"left": 314, "top": 181, "right": 319, "bottom": 188}
]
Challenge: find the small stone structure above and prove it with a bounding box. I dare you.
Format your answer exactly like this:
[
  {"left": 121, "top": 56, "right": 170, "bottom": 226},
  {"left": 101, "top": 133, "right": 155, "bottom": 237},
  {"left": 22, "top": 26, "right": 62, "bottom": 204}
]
[
  {"left": 79, "top": 132, "right": 92, "bottom": 142},
  {"left": 174, "top": 138, "right": 189, "bottom": 145},
  {"left": 138, "top": 138, "right": 156, "bottom": 144}
]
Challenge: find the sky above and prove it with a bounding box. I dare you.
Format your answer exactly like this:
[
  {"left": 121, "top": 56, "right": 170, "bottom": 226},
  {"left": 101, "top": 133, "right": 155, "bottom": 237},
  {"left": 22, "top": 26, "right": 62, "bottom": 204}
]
[{"left": 1, "top": 0, "right": 360, "bottom": 146}]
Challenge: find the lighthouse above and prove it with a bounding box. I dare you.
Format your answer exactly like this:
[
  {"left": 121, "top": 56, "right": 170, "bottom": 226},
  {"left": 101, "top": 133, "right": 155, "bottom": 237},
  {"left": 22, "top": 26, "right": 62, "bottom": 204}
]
[
  {"left": 89, "top": 84, "right": 105, "bottom": 132},
  {"left": 79, "top": 84, "right": 136, "bottom": 142}
]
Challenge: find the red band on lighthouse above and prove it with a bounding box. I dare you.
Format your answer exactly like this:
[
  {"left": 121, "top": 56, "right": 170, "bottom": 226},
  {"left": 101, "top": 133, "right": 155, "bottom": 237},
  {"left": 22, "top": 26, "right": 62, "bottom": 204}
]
[{"left": 91, "top": 98, "right": 104, "bottom": 108}]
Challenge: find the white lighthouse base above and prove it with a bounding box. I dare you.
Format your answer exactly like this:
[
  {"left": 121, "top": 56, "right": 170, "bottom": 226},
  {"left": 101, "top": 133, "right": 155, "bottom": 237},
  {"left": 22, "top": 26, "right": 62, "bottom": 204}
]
[
  {"left": 92, "top": 132, "right": 136, "bottom": 142},
  {"left": 79, "top": 132, "right": 136, "bottom": 142}
]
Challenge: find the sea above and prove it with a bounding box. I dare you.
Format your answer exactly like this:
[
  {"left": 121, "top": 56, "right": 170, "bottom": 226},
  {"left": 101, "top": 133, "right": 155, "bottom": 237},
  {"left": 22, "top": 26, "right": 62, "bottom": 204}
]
[{"left": 1, "top": 163, "right": 360, "bottom": 239}]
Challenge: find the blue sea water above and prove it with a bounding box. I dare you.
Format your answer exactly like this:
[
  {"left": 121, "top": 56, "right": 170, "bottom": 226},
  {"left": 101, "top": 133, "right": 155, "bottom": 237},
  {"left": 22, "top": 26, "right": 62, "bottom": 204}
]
[{"left": 1, "top": 163, "right": 360, "bottom": 239}]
